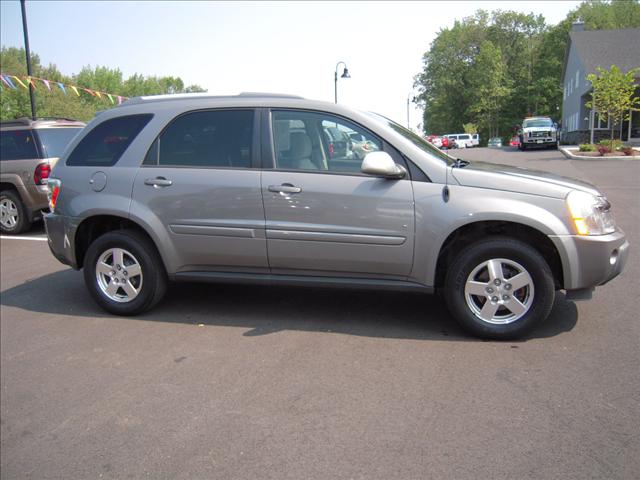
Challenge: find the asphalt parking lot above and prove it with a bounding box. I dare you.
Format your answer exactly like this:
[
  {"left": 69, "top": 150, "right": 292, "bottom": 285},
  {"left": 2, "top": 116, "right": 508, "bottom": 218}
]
[{"left": 1, "top": 147, "right": 639, "bottom": 479}]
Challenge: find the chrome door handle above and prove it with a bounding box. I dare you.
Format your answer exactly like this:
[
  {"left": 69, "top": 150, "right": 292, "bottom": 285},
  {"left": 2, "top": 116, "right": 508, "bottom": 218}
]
[
  {"left": 268, "top": 184, "right": 302, "bottom": 194},
  {"left": 144, "top": 177, "right": 173, "bottom": 187}
]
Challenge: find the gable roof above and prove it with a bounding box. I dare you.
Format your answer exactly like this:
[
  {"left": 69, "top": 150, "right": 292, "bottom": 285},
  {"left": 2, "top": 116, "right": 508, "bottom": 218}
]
[{"left": 562, "top": 28, "right": 640, "bottom": 82}]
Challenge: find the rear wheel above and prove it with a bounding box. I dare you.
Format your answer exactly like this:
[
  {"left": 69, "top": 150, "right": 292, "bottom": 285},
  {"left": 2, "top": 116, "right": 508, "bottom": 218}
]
[
  {"left": 0, "top": 190, "right": 30, "bottom": 234},
  {"left": 83, "top": 230, "right": 167, "bottom": 315},
  {"left": 443, "top": 237, "right": 555, "bottom": 339}
]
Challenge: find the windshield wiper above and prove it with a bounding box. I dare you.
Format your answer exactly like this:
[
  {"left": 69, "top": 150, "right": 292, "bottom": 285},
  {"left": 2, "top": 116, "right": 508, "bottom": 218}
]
[{"left": 453, "top": 158, "right": 470, "bottom": 168}]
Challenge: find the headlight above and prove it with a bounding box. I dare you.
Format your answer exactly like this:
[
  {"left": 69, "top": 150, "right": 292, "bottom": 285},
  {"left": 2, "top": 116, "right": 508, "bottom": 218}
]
[{"left": 566, "top": 190, "right": 616, "bottom": 235}]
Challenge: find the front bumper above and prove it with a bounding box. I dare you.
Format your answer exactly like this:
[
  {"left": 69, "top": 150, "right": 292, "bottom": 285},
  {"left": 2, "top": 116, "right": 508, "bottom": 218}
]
[
  {"left": 44, "top": 213, "right": 79, "bottom": 269},
  {"left": 549, "top": 229, "right": 629, "bottom": 291},
  {"left": 524, "top": 138, "right": 556, "bottom": 145}
]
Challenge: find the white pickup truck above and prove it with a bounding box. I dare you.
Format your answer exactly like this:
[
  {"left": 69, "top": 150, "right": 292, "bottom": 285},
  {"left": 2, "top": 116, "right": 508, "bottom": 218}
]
[{"left": 518, "top": 117, "right": 559, "bottom": 150}]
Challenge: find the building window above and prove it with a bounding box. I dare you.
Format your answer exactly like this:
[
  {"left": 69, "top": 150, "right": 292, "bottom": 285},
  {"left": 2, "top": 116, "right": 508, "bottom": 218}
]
[
  {"left": 575, "top": 70, "right": 579, "bottom": 89},
  {"left": 594, "top": 112, "right": 610, "bottom": 130}
]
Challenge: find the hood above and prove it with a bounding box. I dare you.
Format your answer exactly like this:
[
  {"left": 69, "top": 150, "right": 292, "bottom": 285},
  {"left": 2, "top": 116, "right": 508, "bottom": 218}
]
[{"left": 450, "top": 161, "right": 600, "bottom": 199}]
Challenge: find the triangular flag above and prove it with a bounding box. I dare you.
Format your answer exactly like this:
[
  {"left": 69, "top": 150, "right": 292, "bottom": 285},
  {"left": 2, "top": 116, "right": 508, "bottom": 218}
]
[
  {"left": 12, "top": 76, "right": 28, "bottom": 89},
  {"left": 3, "top": 75, "right": 18, "bottom": 88},
  {"left": 95, "top": 91, "right": 102, "bottom": 98},
  {"left": 1, "top": 75, "right": 15, "bottom": 88},
  {"left": 42, "top": 79, "right": 51, "bottom": 90},
  {"left": 107, "top": 93, "right": 114, "bottom": 104},
  {"left": 26, "top": 76, "right": 37, "bottom": 89},
  {"left": 57, "top": 82, "right": 66, "bottom": 94},
  {"left": 83, "top": 88, "right": 95, "bottom": 96},
  {"left": 117, "top": 96, "right": 123, "bottom": 105},
  {"left": 70, "top": 85, "right": 79, "bottom": 96}
]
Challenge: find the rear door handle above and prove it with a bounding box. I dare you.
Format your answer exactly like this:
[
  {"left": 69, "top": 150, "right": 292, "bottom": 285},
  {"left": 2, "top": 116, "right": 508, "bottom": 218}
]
[
  {"left": 144, "top": 177, "right": 173, "bottom": 188},
  {"left": 268, "top": 183, "right": 302, "bottom": 194}
]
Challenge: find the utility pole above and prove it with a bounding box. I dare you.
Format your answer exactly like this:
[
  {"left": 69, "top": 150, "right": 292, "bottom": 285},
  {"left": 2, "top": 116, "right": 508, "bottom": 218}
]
[{"left": 20, "top": 0, "right": 37, "bottom": 120}]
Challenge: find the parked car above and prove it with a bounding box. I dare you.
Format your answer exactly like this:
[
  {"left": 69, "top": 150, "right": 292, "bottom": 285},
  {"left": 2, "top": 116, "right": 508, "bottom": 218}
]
[
  {"left": 349, "top": 131, "right": 379, "bottom": 160},
  {"left": 488, "top": 137, "right": 503, "bottom": 148},
  {"left": 509, "top": 136, "right": 521, "bottom": 148},
  {"left": 323, "top": 126, "right": 352, "bottom": 160},
  {"left": 446, "top": 133, "right": 473, "bottom": 148},
  {"left": 426, "top": 135, "right": 443, "bottom": 148},
  {"left": 45, "top": 93, "right": 628, "bottom": 339},
  {"left": 471, "top": 133, "right": 480, "bottom": 147},
  {"left": 1, "top": 117, "right": 85, "bottom": 233},
  {"left": 518, "top": 116, "right": 559, "bottom": 150}
]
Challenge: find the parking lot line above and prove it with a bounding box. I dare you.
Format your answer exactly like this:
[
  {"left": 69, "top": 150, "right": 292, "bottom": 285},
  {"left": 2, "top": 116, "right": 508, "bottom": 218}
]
[{"left": 0, "top": 235, "right": 48, "bottom": 241}]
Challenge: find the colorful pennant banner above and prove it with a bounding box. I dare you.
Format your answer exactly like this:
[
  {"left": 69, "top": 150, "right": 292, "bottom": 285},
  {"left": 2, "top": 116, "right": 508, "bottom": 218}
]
[{"left": 0, "top": 72, "right": 128, "bottom": 105}]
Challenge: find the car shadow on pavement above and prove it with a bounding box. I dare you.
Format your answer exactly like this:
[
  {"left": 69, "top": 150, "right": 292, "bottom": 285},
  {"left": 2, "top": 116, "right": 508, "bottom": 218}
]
[{"left": 0, "top": 268, "right": 578, "bottom": 342}]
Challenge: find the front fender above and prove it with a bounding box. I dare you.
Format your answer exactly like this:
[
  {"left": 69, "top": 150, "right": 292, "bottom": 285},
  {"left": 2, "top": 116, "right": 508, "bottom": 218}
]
[{"left": 410, "top": 183, "right": 572, "bottom": 286}]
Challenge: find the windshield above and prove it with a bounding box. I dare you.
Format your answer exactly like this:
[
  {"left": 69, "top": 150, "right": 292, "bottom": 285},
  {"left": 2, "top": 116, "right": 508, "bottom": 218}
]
[
  {"left": 523, "top": 118, "right": 553, "bottom": 128},
  {"left": 35, "top": 128, "right": 83, "bottom": 158},
  {"left": 365, "top": 112, "right": 455, "bottom": 166}
]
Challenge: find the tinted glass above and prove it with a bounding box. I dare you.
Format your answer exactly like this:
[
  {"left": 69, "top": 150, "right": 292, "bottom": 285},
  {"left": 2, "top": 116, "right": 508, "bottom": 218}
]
[
  {"left": 0, "top": 130, "right": 38, "bottom": 160},
  {"left": 157, "top": 110, "right": 254, "bottom": 168},
  {"left": 35, "top": 128, "right": 83, "bottom": 158},
  {"left": 366, "top": 112, "right": 455, "bottom": 166},
  {"left": 523, "top": 118, "right": 553, "bottom": 128},
  {"left": 66, "top": 114, "right": 152, "bottom": 167},
  {"left": 272, "top": 110, "right": 381, "bottom": 174}
]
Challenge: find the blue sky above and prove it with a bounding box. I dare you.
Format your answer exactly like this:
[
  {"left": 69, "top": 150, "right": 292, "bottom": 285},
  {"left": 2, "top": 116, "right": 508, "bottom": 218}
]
[{"left": 1, "top": 1, "right": 581, "bottom": 129}]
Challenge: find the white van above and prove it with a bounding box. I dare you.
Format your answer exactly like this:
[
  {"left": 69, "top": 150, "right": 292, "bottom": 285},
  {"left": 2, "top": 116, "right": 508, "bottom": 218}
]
[{"left": 446, "top": 133, "right": 474, "bottom": 148}]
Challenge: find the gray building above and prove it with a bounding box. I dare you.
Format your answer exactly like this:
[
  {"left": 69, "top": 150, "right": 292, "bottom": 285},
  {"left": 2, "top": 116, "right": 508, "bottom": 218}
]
[{"left": 561, "top": 23, "right": 640, "bottom": 145}]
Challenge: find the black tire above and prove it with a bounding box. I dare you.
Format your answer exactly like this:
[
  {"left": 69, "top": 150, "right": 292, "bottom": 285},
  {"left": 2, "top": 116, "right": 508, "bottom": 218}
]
[
  {"left": 83, "top": 229, "right": 167, "bottom": 315},
  {"left": 0, "top": 190, "right": 30, "bottom": 234},
  {"left": 443, "top": 237, "right": 555, "bottom": 340}
]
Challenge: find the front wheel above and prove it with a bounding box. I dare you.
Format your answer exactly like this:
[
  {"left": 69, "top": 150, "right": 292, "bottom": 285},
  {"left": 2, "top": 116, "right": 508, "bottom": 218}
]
[
  {"left": 443, "top": 237, "right": 555, "bottom": 339},
  {"left": 83, "top": 230, "right": 167, "bottom": 315}
]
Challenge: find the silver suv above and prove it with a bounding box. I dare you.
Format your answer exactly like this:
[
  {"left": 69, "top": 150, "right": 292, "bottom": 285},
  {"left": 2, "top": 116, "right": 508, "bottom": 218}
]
[{"left": 44, "top": 94, "right": 629, "bottom": 339}]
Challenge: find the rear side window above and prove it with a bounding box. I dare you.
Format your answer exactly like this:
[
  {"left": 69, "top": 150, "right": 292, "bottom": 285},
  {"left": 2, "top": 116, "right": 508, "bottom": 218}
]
[
  {"left": 66, "top": 114, "right": 152, "bottom": 167},
  {"left": 0, "top": 130, "right": 39, "bottom": 160},
  {"left": 35, "top": 128, "right": 83, "bottom": 158},
  {"left": 145, "top": 109, "right": 254, "bottom": 168}
]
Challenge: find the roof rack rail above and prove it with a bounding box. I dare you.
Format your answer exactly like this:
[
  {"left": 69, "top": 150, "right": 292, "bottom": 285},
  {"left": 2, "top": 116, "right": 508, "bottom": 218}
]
[
  {"left": 237, "top": 92, "right": 304, "bottom": 99},
  {"left": 0, "top": 116, "right": 82, "bottom": 127}
]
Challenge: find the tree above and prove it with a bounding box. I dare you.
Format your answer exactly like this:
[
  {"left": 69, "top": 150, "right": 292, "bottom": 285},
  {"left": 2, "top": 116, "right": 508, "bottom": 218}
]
[
  {"left": 586, "top": 65, "right": 640, "bottom": 140},
  {"left": 0, "top": 46, "right": 208, "bottom": 121},
  {"left": 469, "top": 41, "right": 512, "bottom": 138},
  {"left": 463, "top": 122, "right": 478, "bottom": 134}
]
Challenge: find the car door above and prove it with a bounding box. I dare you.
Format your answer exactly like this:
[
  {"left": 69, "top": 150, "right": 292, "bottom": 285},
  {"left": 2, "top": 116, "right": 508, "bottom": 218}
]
[
  {"left": 130, "top": 109, "right": 268, "bottom": 272},
  {"left": 261, "top": 109, "right": 415, "bottom": 278}
]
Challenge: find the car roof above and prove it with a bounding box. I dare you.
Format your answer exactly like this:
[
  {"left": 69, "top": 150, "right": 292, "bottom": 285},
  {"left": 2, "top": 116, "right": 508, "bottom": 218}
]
[{"left": 122, "top": 92, "right": 305, "bottom": 107}]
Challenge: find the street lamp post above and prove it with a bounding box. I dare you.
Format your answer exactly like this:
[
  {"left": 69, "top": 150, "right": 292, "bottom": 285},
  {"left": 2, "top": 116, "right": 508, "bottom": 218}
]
[
  {"left": 334, "top": 61, "right": 350, "bottom": 104},
  {"left": 20, "top": 0, "right": 36, "bottom": 120}
]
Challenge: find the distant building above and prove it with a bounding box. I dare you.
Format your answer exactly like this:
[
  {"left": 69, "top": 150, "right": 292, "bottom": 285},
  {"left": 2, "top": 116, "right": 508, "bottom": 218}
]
[{"left": 560, "top": 23, "right": 640, "bottom": 145}]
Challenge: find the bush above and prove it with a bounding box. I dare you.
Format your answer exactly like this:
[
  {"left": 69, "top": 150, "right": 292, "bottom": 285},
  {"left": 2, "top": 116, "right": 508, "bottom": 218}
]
[
  {"left": 579, "top": 143, "right": 596, "bottom": 152},
  {"left": 598, "top": 139, "right": 624, "bottom": 151},
  {"left": 597, "top": 144, "right": 611, "bottom": 156},
  {"left": 622, "top": 147, "right": 635, "bottom": 156}
]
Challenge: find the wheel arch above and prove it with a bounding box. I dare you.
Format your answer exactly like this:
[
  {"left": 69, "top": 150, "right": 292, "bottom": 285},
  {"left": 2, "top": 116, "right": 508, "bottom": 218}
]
[
  {"left": 433, "top": 220, "right": 565, "bottom": 290},
  {"left": 74, "top": 214, "right": 169, "bottom": 273}
]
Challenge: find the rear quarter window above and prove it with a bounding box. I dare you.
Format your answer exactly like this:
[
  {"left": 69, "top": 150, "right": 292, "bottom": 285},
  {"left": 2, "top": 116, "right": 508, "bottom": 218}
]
[
  {"left": 0, "top": 130, "right": 39, "bottom": 160},
  {"left": 66, "top": 114, "right": 152, "bottom": 167}
]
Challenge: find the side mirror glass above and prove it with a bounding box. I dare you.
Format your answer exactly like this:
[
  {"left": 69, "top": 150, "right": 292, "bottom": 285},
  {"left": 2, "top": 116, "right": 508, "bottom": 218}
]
[{"left": 361, "top": 151, "right": 406, "bottom": 179}]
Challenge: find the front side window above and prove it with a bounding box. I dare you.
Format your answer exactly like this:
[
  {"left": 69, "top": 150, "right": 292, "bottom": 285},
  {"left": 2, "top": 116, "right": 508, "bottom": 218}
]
[
  {"left": 148, "top": 110, "right": 254, "bottom": 168},
  {"left": 0, "top": 130, "right": 38, "bottom": 160},
  {"left": 271, "top": 110, "right": 381, "bottom": 174},
  {"left": 67, "top": 114, "right": 152, "bottom": 167}
]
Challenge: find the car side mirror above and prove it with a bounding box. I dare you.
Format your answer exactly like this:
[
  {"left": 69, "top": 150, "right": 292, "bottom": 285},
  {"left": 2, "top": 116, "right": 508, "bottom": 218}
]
[{"left": 361, "top": 151, "right": 406, "bottom": 179}]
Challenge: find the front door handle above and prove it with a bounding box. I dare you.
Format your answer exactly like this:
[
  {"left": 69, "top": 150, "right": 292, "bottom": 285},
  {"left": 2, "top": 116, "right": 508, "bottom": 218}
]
[
  {"left": 144, "top": 177, "right": 173, "bottom": 188},
  {"left": 268, "top": 183, "right": 302, "bottom": 194}
]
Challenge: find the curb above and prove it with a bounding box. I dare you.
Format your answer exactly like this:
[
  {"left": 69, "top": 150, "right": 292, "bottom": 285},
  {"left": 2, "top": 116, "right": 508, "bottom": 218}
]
[{"left": 560, "top": 147, "right": 640, "bottom": 161}]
